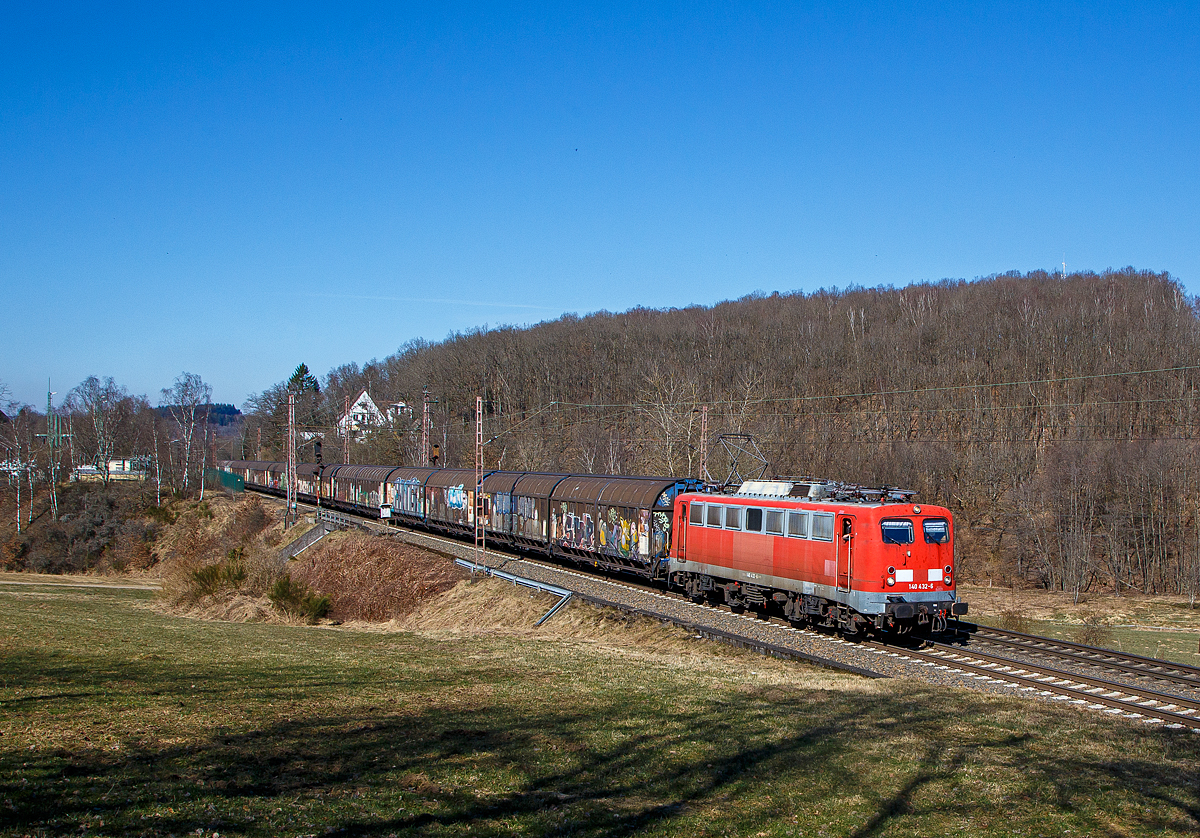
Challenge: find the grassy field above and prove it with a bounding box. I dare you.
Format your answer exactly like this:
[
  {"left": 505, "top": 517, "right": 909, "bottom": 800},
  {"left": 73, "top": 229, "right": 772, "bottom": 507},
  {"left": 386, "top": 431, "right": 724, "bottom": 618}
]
[{"left": 2, "top": 579, "right": 1199, "bottom": 837}]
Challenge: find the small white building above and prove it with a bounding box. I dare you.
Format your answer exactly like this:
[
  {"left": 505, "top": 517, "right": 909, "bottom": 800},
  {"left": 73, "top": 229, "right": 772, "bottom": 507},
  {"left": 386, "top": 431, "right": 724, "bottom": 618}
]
[
  {"left": 72, "top": 458, "right": 149, "bottom": 482},
  {"left": 337, "top": 391, "right": 412, "bottom": 441}
]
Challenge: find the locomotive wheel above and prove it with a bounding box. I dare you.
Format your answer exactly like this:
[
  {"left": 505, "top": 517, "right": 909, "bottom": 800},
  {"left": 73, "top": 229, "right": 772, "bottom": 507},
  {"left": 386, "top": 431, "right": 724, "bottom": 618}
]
[{"left": 729, "top": 603, "right": 745, "bottom": 615}]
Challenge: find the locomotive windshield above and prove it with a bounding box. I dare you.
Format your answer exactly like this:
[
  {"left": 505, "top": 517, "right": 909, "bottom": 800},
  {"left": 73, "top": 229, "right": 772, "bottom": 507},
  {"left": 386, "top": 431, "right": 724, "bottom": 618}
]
[
  {"left": 923, "top": 518, "right": 951, "bottom": 544},
  {"left": 880, "top": 519, "right": 915, "bottom": 544}
]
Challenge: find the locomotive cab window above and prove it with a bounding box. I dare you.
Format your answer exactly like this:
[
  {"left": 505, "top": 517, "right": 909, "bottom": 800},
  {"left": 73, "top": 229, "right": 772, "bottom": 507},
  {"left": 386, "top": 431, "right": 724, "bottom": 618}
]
[
  {"left": 745, "top": 508, "right": 763, "bottom": 532},
  {"left": 765, "top": 509, "right": 784, "bottom": 534},
  {"left": 881, "top": 519, "right": 915, "bottom": 544},
  {"left": 689, "top": 503, "right": 704, "bottom": 525},
  {"left": 812, "top": 513, "right": 835, "bottom": 541},
  {"left": 923, "top": 518, "right": 950, "bottom": 544},
  {"left": 787, "top": 511, "right": 810, "bottom": 538},
  {"left": 725, "top": 507, "right": 742, "bottom": 530},
  {"left": 707, "top": 504, "right": 723, "bottom": 527}
]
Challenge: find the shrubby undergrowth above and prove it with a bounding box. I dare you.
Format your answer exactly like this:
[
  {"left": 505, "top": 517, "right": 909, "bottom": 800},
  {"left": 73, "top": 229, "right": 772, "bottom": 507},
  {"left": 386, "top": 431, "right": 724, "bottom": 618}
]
[
  {"left": 1, "top": 483, "right": 161, "bottom": 573},
  {"left": 268, "top": 573, "right": 331, "bottom": 623},
  {"left": 157, "top": 493, "right": 282, "bottom": 606}
]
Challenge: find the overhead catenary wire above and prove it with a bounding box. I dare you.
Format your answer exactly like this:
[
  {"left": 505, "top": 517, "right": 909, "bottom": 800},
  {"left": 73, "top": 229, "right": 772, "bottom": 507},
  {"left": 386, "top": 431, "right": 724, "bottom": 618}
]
[
  {"left": 544, "top": 362, "right": 1200, "bottom": 410},
  {"left": 249, "top": 362, "right": 1200, "bottom": 456}
]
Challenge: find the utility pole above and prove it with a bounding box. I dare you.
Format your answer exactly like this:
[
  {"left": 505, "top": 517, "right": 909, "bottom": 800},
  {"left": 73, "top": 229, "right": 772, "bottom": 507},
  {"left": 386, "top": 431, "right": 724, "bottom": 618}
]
[
  {"left": 287, "top": 393, "right": 297, "bottom": 527},
  {"left": 475, "top": 395, "right": 485, "bottom": 568},
  {"left": 699, "top": 405, "right": 709, "bottom": 484},
  {"left": 343, "top": 395, "right": 350, "bottom": 464},
  {"left": 256, "top": 426, "right": 261, "bottom": 460}
]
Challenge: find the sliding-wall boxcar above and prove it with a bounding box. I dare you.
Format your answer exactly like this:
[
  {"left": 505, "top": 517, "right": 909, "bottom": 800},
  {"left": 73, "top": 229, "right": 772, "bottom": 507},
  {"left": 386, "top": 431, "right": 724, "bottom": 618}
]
[
  {"left": 478, "top": 470, "right": 525, "bottom": 543},
  {"left": 390, "top": 467, "right": 437, "bottom": 522},
  {"left": 507, "top": 473, "right": 567, "bottom": 551},
  {"left": 423, "top": 468, "right": 478, "bottom": 534},
  {"left": 327, "top": 465, "right": 396, "bottom": 516},
  {"left": 549, "top": 474, "right": 702, "bottom": 578}
]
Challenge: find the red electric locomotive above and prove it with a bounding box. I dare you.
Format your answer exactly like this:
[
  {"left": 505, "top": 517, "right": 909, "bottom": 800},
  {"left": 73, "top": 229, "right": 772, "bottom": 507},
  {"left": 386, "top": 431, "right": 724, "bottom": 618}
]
[{"left": 668, "top": 479, "right": 968, "bottom": 636}]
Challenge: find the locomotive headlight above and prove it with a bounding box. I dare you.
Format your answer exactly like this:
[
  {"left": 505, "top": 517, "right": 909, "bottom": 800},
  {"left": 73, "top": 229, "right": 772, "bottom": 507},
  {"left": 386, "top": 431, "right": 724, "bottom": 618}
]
[
  {"left": 887, "top": 566, "right": 895, "bottom": 575},
  {"left": 887, "top": 577, "right": 895, "bottom": 586}
]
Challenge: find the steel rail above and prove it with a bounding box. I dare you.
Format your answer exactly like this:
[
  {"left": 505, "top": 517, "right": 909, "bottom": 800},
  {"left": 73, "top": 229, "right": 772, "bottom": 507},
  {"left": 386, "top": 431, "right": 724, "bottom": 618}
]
[
  {"left": 864, "top": 643, "right": 1200, "bottom": 729},
  {"left": 928, "top": 643, "right": 1200, "bottom": 712},
  {"left": 944, "top": 629, "right": 1200, "bottom": 694},
  {"left": 953, "top": 622, "right": 1200, "bottom": 684}
]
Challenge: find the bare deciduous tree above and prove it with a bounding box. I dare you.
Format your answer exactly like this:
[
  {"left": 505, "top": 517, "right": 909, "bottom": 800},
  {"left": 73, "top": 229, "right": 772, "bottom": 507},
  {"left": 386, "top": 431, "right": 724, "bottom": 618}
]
[
  {"left": 160, "top": 372, "right": 212, "bottom": 495},
  {"left": 66, "top": 376, "right": 132, "bottom": 486}
]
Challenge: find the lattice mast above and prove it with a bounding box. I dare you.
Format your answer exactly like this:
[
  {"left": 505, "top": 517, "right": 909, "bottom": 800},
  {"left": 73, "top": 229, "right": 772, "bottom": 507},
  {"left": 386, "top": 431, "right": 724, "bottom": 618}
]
[
  {"left": 422, "top": 386, "right": 431, "bottom": 466},
  {"left": 474, "top": 395, "right": 485, "bottom": 568},
  {"left": 287, "top": 392, "right": 297, "bottom": 526},
  {"left": 37, "top": 382, "right": 70, "bottom": 520}
]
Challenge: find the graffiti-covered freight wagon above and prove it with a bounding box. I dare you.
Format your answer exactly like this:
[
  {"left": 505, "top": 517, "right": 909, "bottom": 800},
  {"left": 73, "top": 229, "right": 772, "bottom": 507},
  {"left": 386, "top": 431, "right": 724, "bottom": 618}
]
[{"left": 218, "top": 460, "right": 700, "bottom": 580}]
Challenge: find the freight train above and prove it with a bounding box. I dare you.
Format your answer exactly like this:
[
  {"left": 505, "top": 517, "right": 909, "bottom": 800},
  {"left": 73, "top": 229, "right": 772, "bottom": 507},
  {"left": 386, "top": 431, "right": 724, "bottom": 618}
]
[{"left": 217, "top": 460, "right": 967, "bottom": 636}]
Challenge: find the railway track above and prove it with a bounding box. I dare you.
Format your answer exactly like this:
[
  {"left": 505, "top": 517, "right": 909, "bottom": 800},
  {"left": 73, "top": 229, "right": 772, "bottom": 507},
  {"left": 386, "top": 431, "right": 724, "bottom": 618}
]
[
  {"left": 945, "top": 622, "right": 1200, "bottom": 694},
  {"left": 876, "top": 640, "right": 1200, "bottom": 730},
  {"left": 274, "top": 493, "right": 1200, "bottom": 732}
]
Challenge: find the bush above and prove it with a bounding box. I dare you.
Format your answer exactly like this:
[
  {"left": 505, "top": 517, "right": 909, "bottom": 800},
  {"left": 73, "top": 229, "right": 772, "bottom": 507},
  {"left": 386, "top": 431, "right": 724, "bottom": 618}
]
[
  {"left": 283, "top": 532, "right": 467, "bottom": 622},
  {"left": 4, "top": 484, "right": 167, "bottom": 574},
  {"left": 1074, "top": 612, "right": 1113, "bottom": 648},
  {"left": 999, "top": 608, "right": 1031, "bottom": 633},
  {"left": 185, "top": 549, "right": 248, "bottom": 600},
  {"left": 268, "top": 573, "right": 331, "bottom": 623},
  {"left": 144, "top": 504, "right": 176, "bottom": 525},
  {"left": 103, "top": 519, "right": 159, "bottom": 572},
  {"left": 226, "top": 495, "right": 271, "bottom": 545}
]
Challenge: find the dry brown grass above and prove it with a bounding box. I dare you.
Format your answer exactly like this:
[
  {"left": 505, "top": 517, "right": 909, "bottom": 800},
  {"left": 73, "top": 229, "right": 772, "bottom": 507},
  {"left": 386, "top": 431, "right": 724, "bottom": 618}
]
[
  {"left": 285, "top": 531, "right": 468, "bottom": 622},
  {"left": 171, "top": 593, "right": 276, "bottom": 622},
  {"left": 155, "top": 493, "right": 290, "bottom": 605}
]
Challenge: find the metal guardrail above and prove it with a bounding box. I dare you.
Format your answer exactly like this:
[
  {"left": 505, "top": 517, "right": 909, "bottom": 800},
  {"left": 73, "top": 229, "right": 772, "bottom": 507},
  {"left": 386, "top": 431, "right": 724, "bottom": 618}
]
[
  {"left": 316, "top": 509, "right": 359, "bottom": 530},
  {"left": 455, "top": 558, "right": 575, "bottom": 626},
  {"left": 279, "top": 510, "right": 362, "bottom": 562}
]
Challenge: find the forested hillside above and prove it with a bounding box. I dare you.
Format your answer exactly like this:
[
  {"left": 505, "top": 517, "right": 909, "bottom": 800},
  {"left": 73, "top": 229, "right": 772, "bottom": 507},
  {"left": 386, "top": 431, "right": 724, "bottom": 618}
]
[{"left": 243, "top": 269, "right": 1200, "bottom": 599}]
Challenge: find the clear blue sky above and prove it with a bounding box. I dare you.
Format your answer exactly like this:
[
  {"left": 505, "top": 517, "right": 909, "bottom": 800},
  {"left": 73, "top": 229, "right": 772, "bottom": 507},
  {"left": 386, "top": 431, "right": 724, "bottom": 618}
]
[{"left": 2, "top": 2, "right": 1197, "bottom": 409}]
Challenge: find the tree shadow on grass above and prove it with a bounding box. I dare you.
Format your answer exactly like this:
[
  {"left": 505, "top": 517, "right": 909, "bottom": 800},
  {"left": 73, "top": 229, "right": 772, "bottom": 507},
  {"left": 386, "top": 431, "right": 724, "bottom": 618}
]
[{"left": 3, "top": 682, "right": 1200, "bottom": 837}]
